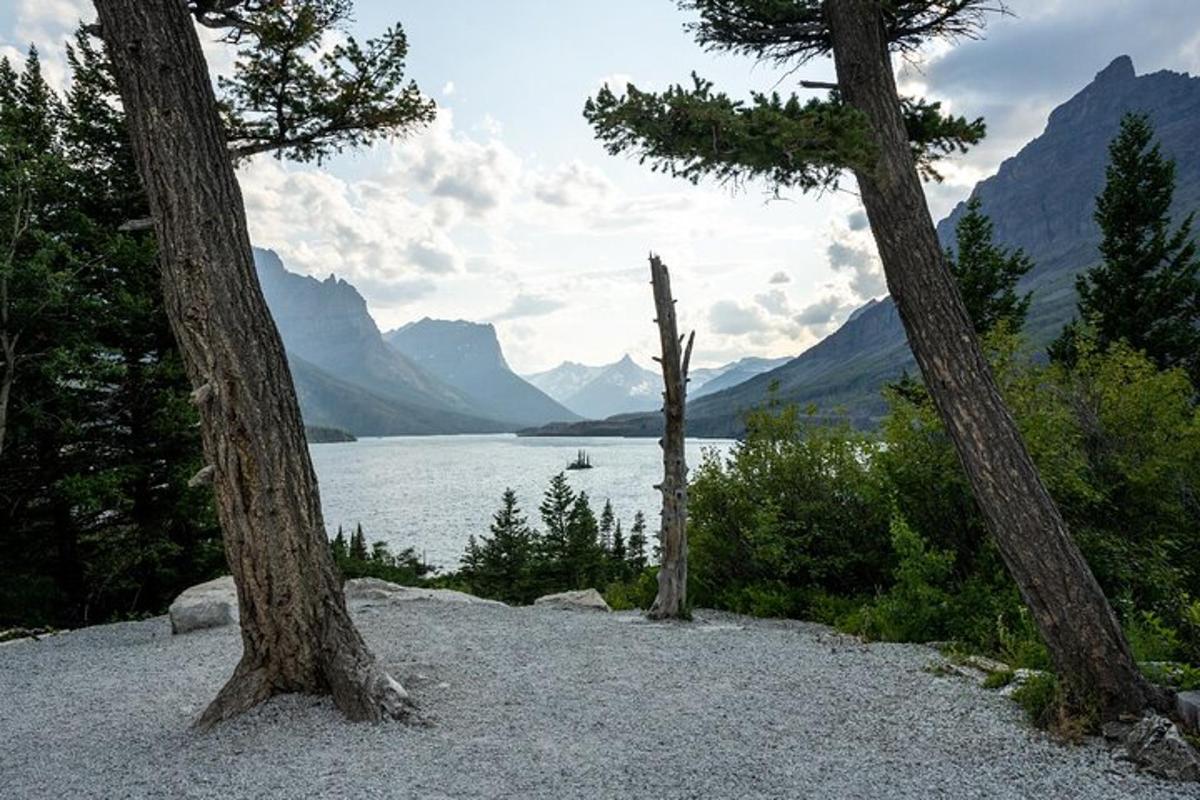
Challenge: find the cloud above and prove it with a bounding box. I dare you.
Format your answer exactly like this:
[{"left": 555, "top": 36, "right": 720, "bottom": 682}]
[
  {"left": 827, "top": 239, "right": 887, "bottom": 300},
  {"left": 396, "top": 108, "right": 522, "bottom": 218},
  {"left": 768, "top": 271, "right": 791, "bottom": 284},
  {"left": 709, "top": 300, "right": 768, "bottom": 336},
  {"left": 442, "top": 81, "right": 455, "bottom": 96},
  {"left": 530, "top": 160, "right": 613, "bottom": 208},
  {"left": 847, "top": 210, "right": 869, "bottom": 231},
  {"left": 1, "top": 0, "right": 92, "bottom": 90},
  {"left": 489, "top": 293, "right": 566, "bottom": 321},
  {"left": 795, "top": 295, "right": 854, "bottom": 327},
  {"left": 754, "top": 289, "right": 791, "bottom": 316}
]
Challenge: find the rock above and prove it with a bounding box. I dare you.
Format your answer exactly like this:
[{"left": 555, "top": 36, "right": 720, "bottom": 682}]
[
  {"left": 169, "top": 576, "right": 238, "bottom": 634},
  {"left": 998, "top": 668, "right": 1048, "bottom": 697},
  {"left": 964, "top": 655, "right": 1010, "bottom": 674},
  {"left": 533, "top": 589, "right": 611, "bottom": 612},
  {"left": 343, "top": 578, "right": 506, "bottom": 607},
  {"left": 1123, "top": 713, "right": 1200, "bottom": 782},
  {"left": 1176, "top": 691, "right": 1200, "bottom": 733}
]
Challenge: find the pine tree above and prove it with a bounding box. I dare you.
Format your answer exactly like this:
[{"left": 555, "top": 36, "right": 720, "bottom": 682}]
[
  {"left": 627, "top": 511, "right": 648, "bottom": 572},
  {"left": 1, "top": 40, "right": 220, "bottom": 628},
  {"left": 349, "top": 523, "right": 369, "bottom": 561},
  {"left": 598, "top": 499, "right": 615, "bottom": 553},
  {"left": 331, "top": 527, "right": 348, "bottom": 561},
  {"left": 1053, "top": 113, "right": 1200, "bottom": 382},
  {"left": 539, "top": 472, "right": 575, "bottom": 565},
  {"left": 460, "top": 535, "right": 482, "bottom": 579},
  {"left": 947, "top": 196, "right": 1033, "bottom": 335},
  {"left": 471, "top": 488, "right": 536, "bottom": 604},
  {"left": 611, "top": 520, "right": 627, "bottom": 564},
  {"left": 566, "top": 492, "right": 604, "bottom": 589}
]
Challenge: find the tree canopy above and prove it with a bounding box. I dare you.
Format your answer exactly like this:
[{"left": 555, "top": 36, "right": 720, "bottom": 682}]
[{"left": 582, "top": 1, "right": 1003, "bottom": 191}]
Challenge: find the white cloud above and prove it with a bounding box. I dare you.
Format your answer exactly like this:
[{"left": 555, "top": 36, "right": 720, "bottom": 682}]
[
  {"left": 709, "top": 300, "right": 767, "bottom": 336},
  {"left": 442, "top": 80, "right": 455, "bottom": 96},
  {"left": 530, "top": 160, "right": 613, "bottom": 208},
  {"left": 489, "top": 293, "right": 565, "bottom": 321},
  {"left": 768, "top": 271, "right": 791, "bottom": 284}
]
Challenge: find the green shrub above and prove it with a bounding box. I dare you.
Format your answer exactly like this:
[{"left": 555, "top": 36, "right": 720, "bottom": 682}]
[{"left": 604, "top": 568, "right": 658, "bottom": 611}]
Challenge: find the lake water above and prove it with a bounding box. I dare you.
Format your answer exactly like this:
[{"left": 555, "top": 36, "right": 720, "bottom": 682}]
[{"left": 309, "top": 434, "right": 736, "bottom": 571}]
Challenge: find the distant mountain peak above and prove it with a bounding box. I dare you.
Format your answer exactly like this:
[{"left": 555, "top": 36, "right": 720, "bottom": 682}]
[{"left": 1095, "top": 55, "right": 1135, "bottom": 84}]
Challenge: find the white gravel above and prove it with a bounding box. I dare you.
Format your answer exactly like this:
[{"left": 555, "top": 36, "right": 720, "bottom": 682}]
[{"left": 0, "top": 599, "right": 1194, "bottom": 799}]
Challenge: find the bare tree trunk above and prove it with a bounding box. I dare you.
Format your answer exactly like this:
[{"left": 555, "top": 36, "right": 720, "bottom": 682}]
[
  {"left": 825, "top": 0, "right": 1167, "bottom": 719},
  {"left": 93, "top": 0, "right": 411, "bottom": 728},
  {"left": 647, "top": 254, "right": 693, "bottom": 620},
  {"left": 0, "top": 340, "right": 13, "bottom": 459}
]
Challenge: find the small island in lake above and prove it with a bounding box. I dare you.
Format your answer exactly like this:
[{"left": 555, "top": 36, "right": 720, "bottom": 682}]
[
  {"left": 565, "top": 449, "right": 593, "bottom": 470},
  {"left": 305, "top": 425, "right": 357, "bottom": 443}
]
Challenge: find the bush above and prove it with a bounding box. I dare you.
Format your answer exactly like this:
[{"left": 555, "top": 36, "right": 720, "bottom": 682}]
[{"left": 689, "top": 405, "right": 892, "bottom": 613}]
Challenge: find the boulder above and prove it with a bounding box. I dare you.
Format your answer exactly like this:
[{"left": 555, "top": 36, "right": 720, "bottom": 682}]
[
  {"left": 1176, "top": 691, "right": 1200, "bottom": 733},
  {"left": 169, "top": 576, "right": 238, "bottom": 634},
  {"left": 534, "top": 588, "right": 611, "bottom": 612},
  {"left": 1123, "top": 713, "right": 1200, "bottom": 782},
  {"left": 343, "top": 578, "right": 506, "bottom": 607}
]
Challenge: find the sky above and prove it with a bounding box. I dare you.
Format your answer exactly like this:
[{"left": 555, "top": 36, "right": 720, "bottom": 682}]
[{"left": 2, "top": 1, "right": 1200, "bottom": 373}]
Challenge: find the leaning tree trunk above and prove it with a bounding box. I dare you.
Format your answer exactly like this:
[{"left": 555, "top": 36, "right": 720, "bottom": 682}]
[
  {"left": 647, "top": 254, "right": 693, "bottom": 620},
  {"left": 824, "top": 0, "right": 1166, "bottom": 719},
  {"left": 93, "top": 0, "right": 410, "bottom": 728}
]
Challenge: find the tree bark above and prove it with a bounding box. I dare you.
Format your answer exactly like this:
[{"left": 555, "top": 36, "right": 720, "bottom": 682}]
[
  {"left": 647, "top": 254, "right": 693, "bottom": 620},
  {"left": 824, "top": 0, "right": 1167, "bottom": 719},
  {"left": 93, "top": 0, "right": 411, "bottom": 728}
]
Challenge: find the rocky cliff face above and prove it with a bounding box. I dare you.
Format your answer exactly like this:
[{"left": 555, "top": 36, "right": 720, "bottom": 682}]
[
  {"left": 253, "top": 249, "right": 507, "bottom": 434},
  {"left": 938, "top": 55, "right": 1200, "bottom": 344},
  {"left": 384, "top": 319, "right": 579, "bottom": 427}
]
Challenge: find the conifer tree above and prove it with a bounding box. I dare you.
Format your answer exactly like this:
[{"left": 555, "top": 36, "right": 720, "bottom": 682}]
[
  {"left": 947, "top": 196, "right": 1033, "bottom": 335},
  {"left": 1, "top": 40, "right": 220, "bottom": 627},
  {"left": 471, "top": 488, "right": 536, "bottom": 603},
  {"left": 599, "top": 499, "right": 615, "bottom": 552},
  {"left": 539, "top": 472, "right": 576, "bottom": 564},
  {"left": 566, "top": 492, "right": 604, "bottom": 589},
  {"left": 331, "top": 527, "right": 348, "bottom": 562},
  {"left": 349, "top": 523, "right": 369, "bottom": 562},
  {"left": 1053, "top": 113, "right": 1200, "bottom": 382},
  {"left": 460, "top": 535, "right": 482, "bottom": 580},
  {"left": 627, "top": 511, "right": 648, "bottom": 572},
  {"left": 610, "top": 520, "right": 627, "bottom": 571}
]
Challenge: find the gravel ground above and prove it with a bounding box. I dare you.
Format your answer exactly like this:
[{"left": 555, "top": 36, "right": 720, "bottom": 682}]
[{"left": 1, "top": 599, "right": 1195, "bottom": 800}]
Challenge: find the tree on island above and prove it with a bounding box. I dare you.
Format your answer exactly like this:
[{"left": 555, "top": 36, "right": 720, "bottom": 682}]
[
  {"left": 583, "top": 0, "right": 1165, "bottom": 717},
  {"left": 91, "top": 0, "right": 435, "bottom": 727},
  {"left": 1052, "top": 113, "right": 1200, "bottom": 383}
]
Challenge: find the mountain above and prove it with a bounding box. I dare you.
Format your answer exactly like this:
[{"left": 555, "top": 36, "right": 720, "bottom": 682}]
[
  {"left": 253, "top": 249, "right": 509, "bottom": 435},
  {"left": 690, "top": 356, "right": 794, "bottom": 399},
  {"left": 937, "top": 54, "right": 1200, "bottom": 348},
  {"left": 383, "top": 318, "right": 579, "bottom": 427},
  {"left": 524, "top": 362, "right": 606, "bottom": 403},
  {"left": 523, "top": 56, "right": 1200, "bottom": 437},
  {"left": 524, "top": 356, "right": 660, "bottom": 419}
]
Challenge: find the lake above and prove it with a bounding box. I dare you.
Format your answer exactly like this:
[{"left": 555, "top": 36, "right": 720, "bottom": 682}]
[{"left": 309, "top": 434, "right": 736, "bottom": 571}]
